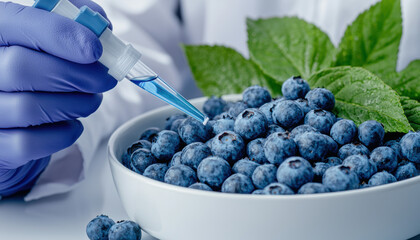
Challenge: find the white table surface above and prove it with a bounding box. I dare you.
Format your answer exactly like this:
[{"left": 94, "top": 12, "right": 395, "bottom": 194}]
[{"left": 1, "top": 138, "right": 420, "bottom": 240}]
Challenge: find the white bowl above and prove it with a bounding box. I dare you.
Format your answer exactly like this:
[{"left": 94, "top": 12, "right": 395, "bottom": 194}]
[{"left": 108, "top": 95, "right": 420, "bottom": 240}]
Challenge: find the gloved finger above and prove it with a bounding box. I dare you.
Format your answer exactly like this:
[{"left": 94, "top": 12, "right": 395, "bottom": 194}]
[
  {"left": 0, "top": 46, "right": 116, "bottom": 93},
  {"left": 0, "top": 2, "right": 102, "bottom": 64},
  {"left": 0, "top": 120, "right": 83, "bottom": 169},
  {"left": 0, "top": 157, "right": 50, "bottom": 197},
  {"left": 0, "top": 92, "right": 102, "bottom": 128},
  {"left": 71, "top": 0, "right": 113, "bottom": 30}
]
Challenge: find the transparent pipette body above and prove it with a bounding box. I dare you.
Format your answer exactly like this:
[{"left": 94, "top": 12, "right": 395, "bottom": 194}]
[{"left": 126, "top": 61, "right": 209, "bottom": 125}]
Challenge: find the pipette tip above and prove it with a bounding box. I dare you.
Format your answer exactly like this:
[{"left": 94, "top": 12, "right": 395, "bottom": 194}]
[{"left": 203, "top": 117, "right": 210, "bottom": 126}]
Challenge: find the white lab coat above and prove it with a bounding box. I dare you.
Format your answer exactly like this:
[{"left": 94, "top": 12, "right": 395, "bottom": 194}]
[{"left": 12, "top": 0, "right": 419, "bottom": 201}]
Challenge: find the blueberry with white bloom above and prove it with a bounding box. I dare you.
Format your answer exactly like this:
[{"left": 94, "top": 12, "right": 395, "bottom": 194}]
[
  {"left": 281, "top": 76, "right": 310, "bottom": 100},
  {"left": 86, "top": 215, "right": 115, "bottom": 240},
  {"left": 368, "top": 171, "right": 397, "bottom": 187},
  {"left": 358, "top": 120, "right": 385, "bottom": 149},
  {"left": 305, "top": 88, "right": 335, "bottom": 111},
  {"left": 234, "top": 108, "right": 268, "bottom": 141},
  {"left": 323, "top": 165, "right": 360, "bottom": 192},
  {"left": 370, "top": 146, "right": 398, "bottom": 172},
  {"left": 272, "top": 100, "right": 304, "bottom": 129},
  {"left": 262, "top": 183, "right": 294, "bottom": 195},
  {"left": 277, "top": 157, "right": 314, "bottom": 190},
  {"left": 400, "top": 132, "right": 420, "bottom": 163},
  {"left": 304, "top": 109, "right": 335, "bottom": 134},
  {"left": 330, "top": 119, "right": 357, "bottom": 145},
  {"left": 242, "top": 85, "right": 272, "bottom": 108},
  {"left": 203, "top": 96, "right": 227, "bottom": 119},
  {"left": 164, "top": 165, "right": 197, "bottom": 187},
  {"left": 221, "top": 173, "right": 255, "bottom": 194}
]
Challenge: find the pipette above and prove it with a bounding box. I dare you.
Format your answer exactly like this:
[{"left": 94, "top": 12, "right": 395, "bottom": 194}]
[{"left": 32, "top": 0, "right": 209, "bottom": 125}]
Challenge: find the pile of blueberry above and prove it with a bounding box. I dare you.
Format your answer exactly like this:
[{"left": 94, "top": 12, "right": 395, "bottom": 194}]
[
  {"left": 86, "top": 215, "right": 142, "bottom": 240},
  {"left": 122, "top": 76, "right": 420, "bottom": 195}
]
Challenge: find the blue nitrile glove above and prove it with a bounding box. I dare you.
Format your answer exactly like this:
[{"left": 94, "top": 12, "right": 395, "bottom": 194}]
[{"left": 0, "top": 1, "right": 115, "bottom": 197}]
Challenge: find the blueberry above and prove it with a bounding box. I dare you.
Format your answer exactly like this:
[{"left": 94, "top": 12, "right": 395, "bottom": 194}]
[
  {"left": 323, "top": 156, "right": 343, "bottom": 165},
  {"left": 247, "top": 138, "right": 268, "bottom": 164},
  {"left": 313, "top": 157, "right": 342, "bottom": 181},
  {"left": 213, "top": 111, "right": 234, "bottom": 121},
  {"left": 262, "top": 183, "right": 294, "bottom": 195},
  {"left": 338, "top": 143, "right": 370, "bottom": 160},
  {"left": 313, "top": 162, "right": 331, "bottom": 182},
  {"left": 289, "top": 125, "right": 317, "bottom": 140},
  {"left": 294, "top": 98, "right": 313, "bottom": 115},
  {"left": 178, "top": 117, "right": 212, "bottom": 144},
  {"left": 368, "top": 171, "right": 397, "bottom": 187},
  {"left": 189, "top": 182, "right": 213, "bottom": 191},
  {"left": 197, "top": 156, "right": 231, "bottom": 189},
  {"left": 170, "top": 118, "right": 185, "bottom": 132},
  {"left": 252, "top": 189, "right": 265, "bottom": 195},
  {"left": 234, "top": 108, "right": 268, "bottom": 141},
  {"left": 322, "top": 165, "right": 360, "bottom": 192},
  {"left": 384, "top": 140, "right": 402, "bottom": 160},
  {"left": 140, "top": 127, "right": 160, "bottom": 142},
  {"left": 223, "top": 101, "right": 236, "bottom": 112},
  {"left": 266, "top": 124, "right": 286, "bottom": 136},
  {"left": 210, "top": 131, "right": 245, "bottom": 164},
  {"left": 164, "top": 165, "right": 197, "bottom": 187},
  {"left": 343, "top": 155, "right": 377, "bottom": 181},
  {"left": 143, "top": 163, "right": 169, "bottom": 182},
  {"left": 169, "top": 151, "right": 182, "bottom": 167},
  {"left": 304, "top": 109, "right": 335, "bottom": 134},
  {"left": 180, "top": 142, "right": 212, "bottom": 170},
  {"left": 165, "top": 114, "right": 186, "bottom": 130},
  {"left": 281, "top": 76, "right": 310, "bottom": 100},
  {"left": 358, "top": 120, "right": 385, "bottom": 149},
  {"left": 151, "top": 130, "right": 182, "bottom": 162},
  {"left": 305, "top": 88, "right": 335, "bottom": 111},
  {"left": 108, "top": 220, "right": 142, "bottom": 240},
  {"left": 127, "top": 140, "right": 152, "bottom": 155},
  {"left": 259, "top": 101, "right": 277, "bottom": 125},
  {"left": 264, "top": 132, "right": 297, "bottom": 165},
  {"left": 203, "top": 96, "right": 227, "bottom": 119},
  {"left": 251, "top": 164, "right": 277, "bottom": 189},
  {"left": 394, "top": 162, "right": 418, "bottom": 181},
  {"left": 221, "top": 173, "right": 255, "bottom": 194},
  {"left": 370, "top": 146, "right": 398, "bottom": 172},
  {"left": 228, "top": 101, "right": 248, "bottom": 118},
  {"left": 130, "top": 149, "right": 157, "bottom": 174},
  {"left": 324, "top": 134, "right": 338, "bottom": 156},
  {"left": 330, "top": 119, "right": 357, "bottom": 145},
  {"left": 295, "top": 131, "right": 329, "bottom": 162},
  {"left": 212, "top": 118, "right": 235, "bottom": 135},
  {"left": 272, "top": 100, "right": 304, "bottom": 129},
  {"left": 86, "top": 215, "right": 115, "bottom": 240},
  {"left": 242, "top": 85, "right": 271, "bottom": 108},
  {"left": 400, "top": 132, "right": 420, "bottom": 163},
  {"left": 232, "top": 159, "right": 260, "bottom": 178},
  {"left": 297, "top": 182, "right": 330, "bottom": 194},
  {"left": 276, "top": 157, "right": 314, "bottom": 190},
  {"left": 121, "top": 153, "right": 131, "bottom": 169}
]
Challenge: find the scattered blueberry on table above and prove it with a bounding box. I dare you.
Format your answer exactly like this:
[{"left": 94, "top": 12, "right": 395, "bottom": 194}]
[
  {"left": 87, "top": 215, "right": 141, "bottom": 240},
  {"left": 121, "top": 77, "right": 419, "bottom": 195}
]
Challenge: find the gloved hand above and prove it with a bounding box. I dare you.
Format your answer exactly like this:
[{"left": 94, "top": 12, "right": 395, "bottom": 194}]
[{"left": 0, "top": 0, "right": 115, "bottom": 197}]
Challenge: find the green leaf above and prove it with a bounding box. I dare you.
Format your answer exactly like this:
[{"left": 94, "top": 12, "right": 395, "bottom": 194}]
[
  {"left": 308, "top": 66, "right": 412, "bottom": 133},
  {"left": 247, "top": 17, "right": 335, "bottom": 85},
  {"left": 334, "top": 0, "right": 402, "bottom": 78},
  {"left": 400, "top": 96, "right": 420, "bottom": 131},
  {"left": 183, "top": 45, "right": 274, "bottom": 96},
  {"left": 382, "top": 60, "right": 420, "bottom": 101}
]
